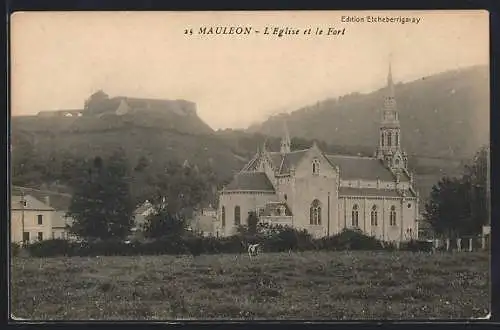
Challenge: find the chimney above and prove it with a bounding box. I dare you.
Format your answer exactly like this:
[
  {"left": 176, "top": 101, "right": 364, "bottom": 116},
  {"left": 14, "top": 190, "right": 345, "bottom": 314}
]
[{"left": 44, "top": 196, "right": 50, "bottom": 207}]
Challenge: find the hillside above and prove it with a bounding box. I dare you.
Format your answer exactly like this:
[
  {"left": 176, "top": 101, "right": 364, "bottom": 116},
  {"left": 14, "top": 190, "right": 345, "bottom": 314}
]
[
  {"left": 11, "top": 67, "right": 488, "bottom": 208},
  {"left": 248, "top": 65, "right": 489, "bottom": 160}
]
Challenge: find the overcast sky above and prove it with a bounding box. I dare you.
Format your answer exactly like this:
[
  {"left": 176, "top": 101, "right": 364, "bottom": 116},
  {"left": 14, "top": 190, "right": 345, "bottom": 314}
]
[{"left": 11, "top": 10, "right": 488, "bottom": 129}]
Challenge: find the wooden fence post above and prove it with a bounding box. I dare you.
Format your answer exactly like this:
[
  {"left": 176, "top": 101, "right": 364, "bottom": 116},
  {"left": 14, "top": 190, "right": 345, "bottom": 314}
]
[
  {"left": 446, "top": 238, "right": 450, "bottom": 251},
  {"left": 469, "top": 238, "right": 473, "bottom": 252},
  {"left": 457, "top": 238, "right": 462, "bottom": 252},
  {"left": 434, "top": 238, "right": 440, "bottom": 250},
  {"left": 482, "top": 235, "right": 486, "bottom": 250}
]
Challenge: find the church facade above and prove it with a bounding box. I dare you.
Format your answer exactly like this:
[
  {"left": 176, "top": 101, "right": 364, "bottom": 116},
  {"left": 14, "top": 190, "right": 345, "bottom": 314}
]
[{"left": 217, "top": 65, "right": 419, "bottom": 242}]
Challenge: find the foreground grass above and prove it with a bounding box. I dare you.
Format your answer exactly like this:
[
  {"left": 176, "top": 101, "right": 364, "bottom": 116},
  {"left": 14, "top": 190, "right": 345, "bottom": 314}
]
[{"left": 11, "top": 251, "right": 489, "bottom": 320}]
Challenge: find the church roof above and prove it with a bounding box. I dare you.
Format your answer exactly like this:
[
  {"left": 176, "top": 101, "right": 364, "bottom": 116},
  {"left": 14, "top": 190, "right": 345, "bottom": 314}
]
[
  {"left": 325, "top": 155, "right": 409, "bottom": 182},
  {"left": 224, "top": 172, "right": 275, "bottom": 192},
  {"left": 239, "top": 148, "right": 411, "bottom": 183},
  {"left": 278, "top": 150, "right": 309, "bottom": 174},
  {"left": 339, "top": 187, "right": 416, "bottom": 198}
]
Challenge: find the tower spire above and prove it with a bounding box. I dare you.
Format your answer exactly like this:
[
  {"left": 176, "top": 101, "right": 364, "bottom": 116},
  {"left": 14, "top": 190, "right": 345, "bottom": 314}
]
[
  {"left": 376, "top": 54, "right": 406, "bottom": 171},
  {"left": 387, "top": 53, "right": 394, "bottom": 97},
  {"left": 280, "top": 119, "right": 291, "bottom": 154}
]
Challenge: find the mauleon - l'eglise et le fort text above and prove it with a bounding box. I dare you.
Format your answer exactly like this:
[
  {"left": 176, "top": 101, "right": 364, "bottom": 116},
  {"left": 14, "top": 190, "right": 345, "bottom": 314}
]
[{"left": 196, "top": 26, "right": 345, "bottom": 36}]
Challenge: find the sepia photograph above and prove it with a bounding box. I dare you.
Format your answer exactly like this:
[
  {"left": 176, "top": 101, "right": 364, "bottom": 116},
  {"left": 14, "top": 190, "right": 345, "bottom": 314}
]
[{"left": 9, "top": 10, "right": 490, "bottom": 320}]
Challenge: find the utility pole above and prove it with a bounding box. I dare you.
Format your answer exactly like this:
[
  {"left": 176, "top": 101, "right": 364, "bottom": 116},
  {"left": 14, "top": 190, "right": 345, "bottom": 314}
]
[
  {"left": 327, "top": 192, "right": 331, "bottom": 237},
  {"left": 20, "top": 190, "right": 25, "bottom": 246}
]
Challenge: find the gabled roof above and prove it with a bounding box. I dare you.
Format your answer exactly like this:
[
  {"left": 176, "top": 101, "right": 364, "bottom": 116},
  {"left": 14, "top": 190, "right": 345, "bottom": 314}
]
[
  {"left": 325, "top": 155, "right": 407, "bottom": 182},
  {"left": 237, "top": 146, "right": 411, "bottom": 183},
  {"left": 224, "top": 172, "right": 275, "bottom": 192},
  {"left": 11, "top": 186, "right": 72, "bottom": 211},
  {"left": 277, "top": 150, "right": 309, "bottom": 174},
  {"left": 135, "top": 201, "right": 155, "bottom": 215},
  {"left": 11, "top": 195, "right": 54, "bottom": 211},
  {"left": 339, "top": 187, "right": 416, "bottom": 198}
]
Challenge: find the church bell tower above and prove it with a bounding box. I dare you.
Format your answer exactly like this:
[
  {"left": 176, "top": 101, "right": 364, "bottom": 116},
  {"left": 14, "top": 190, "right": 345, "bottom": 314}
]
[{"left": 376, "top": 57, "right": 407, "bottom": 171}]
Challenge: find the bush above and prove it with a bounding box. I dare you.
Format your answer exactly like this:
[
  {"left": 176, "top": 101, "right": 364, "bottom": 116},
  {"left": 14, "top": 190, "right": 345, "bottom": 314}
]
[
  {"left": 11, "top": 242, "right": 20, "bottom": 257},
  {"left": 401, "top": 239, "right": 434, "bottom": 252},
  {"left": 328, "top": 229, "right": 384, "bottom": 250},
  {"left": 27, "top": 239, "right": 74, "bottom": 257}
]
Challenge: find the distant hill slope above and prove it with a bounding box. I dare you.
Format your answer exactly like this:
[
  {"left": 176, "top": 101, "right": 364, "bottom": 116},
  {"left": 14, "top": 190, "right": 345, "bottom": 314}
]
[
  {"left": 12, "top": 67, "right": 487, "bottom": 209},
  {"left": 248, "top": 65, "right": 489, "bottom": 160}
]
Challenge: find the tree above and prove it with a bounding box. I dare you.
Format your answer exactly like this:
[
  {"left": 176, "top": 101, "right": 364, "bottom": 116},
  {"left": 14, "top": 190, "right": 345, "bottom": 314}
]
[
  {"left": 462, "top": 145, "right": 489, "bottom": 228},
  {"left": 67, "top": 149, "right": 135, "bottom": 240},
  {"left": 247, "top": 211, "right": 259, "bottom": 235},
  {"left": 424, "top": 176, "right": 470, "bottom": 237},
  {"left": 424, "top": 146, "right": 489, "bottom": 237},
  {"left": 143, "top": 204, "right": 187, "bottom": 239}
]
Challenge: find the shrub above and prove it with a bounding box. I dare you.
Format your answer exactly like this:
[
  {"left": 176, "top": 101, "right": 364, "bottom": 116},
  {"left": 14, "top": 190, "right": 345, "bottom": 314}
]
[
  {"left": 330, "top": 229, "right": 384, "bottom": 250},
  {"left": 27, "top": 239, "right": 74, "bottom": 257},
  {"left": 401, "top": 239, "right": 434, "bottom": 252},
  {"left": 11, "top": 242, "right": 20, "bottom": 257}
]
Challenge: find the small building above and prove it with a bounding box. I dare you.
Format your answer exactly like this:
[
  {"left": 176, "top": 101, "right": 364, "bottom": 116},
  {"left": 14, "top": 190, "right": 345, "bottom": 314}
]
[
  {"left": 11, "top": 187, "right": 75, "bottom": 243},
  {"left": 11, "top": 195, "right": 55, "bottom": 244},
  {"left": 133, "top": 200, "right": 156, "bottom": 231}
]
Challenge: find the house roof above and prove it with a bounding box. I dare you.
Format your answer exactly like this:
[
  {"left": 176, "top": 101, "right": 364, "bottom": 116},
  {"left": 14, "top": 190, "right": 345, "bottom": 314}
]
[
  {"left": 326, "top": 155, "right": 409, "bottom": 182},
  {"left": 11, "top": 186, "right": 72, "bottom": 211},
  {"left": 224, "top": 172, "right": 275, "bottom": 192},
  {"left": 11, "top": 195, "right": 54, "bottom": 211},
  {"left": 339, "top": 187, "right": 416, "bottom": 198},
  {"left": 135, "top": 201, "right": 154, "bottom": 215}
]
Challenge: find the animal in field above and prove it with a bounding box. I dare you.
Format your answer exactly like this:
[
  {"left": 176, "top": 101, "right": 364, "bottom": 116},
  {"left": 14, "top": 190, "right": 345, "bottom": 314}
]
[
  {"left": 247, "top": 243, "right": 261, "bottom": 258},
  {"left": 241, "top": 241, "right": 262, "bottom": 259}
]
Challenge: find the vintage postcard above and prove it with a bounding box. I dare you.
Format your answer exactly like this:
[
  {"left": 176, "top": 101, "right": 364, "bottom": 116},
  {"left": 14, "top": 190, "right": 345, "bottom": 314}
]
[{"left": 10, "top": 10, "right": 490, "bottom": 320}]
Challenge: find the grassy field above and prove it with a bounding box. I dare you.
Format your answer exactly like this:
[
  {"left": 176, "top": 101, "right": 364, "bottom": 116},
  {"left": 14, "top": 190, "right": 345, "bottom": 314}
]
[{"left": 11, "top": 251, "right": 489, "bottom": 320}]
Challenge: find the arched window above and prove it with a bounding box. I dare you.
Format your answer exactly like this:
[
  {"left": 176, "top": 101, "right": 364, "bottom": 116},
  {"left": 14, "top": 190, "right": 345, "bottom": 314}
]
[
  {"left": 352, "top": 204, "right": 359, "bottom": 227},
  {"left": 395, "top": 132, "right": 399, "bottom": 146},
  {"left": 234, "top": 206, "right": 241, "bottom": 225},
  {"left": 370, "top": 205, "right": 378, "bottom": 226},
  {"left": 310, "top": 199, "right": 321, "bottom": 225},
  {"left": 312, "top": 159, "right": 320, "bottom": 175},
  {"left": 387, "top": 132, "right": 392, "bottom": 147},
  {"left": 221, "top": 206, "right": 226, "bottom": 227},
  {"left": 390, "top": 205, "right": 397, "bottom": 226},
  {"left": 381, "top": 132, "right": 385, "bottom": 146}
]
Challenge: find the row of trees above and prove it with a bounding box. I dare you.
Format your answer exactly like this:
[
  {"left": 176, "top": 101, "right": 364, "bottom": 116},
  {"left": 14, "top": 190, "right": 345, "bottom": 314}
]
[
  {"left": 66, "top": 148, "right": 216, "bottom": 241},
  {"left": 424, "top": 146, "right": 489, "bottom": 237}
]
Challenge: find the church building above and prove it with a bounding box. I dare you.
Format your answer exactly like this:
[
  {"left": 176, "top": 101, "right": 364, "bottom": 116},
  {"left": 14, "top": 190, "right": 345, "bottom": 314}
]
[{"left": 218, "top": 64, "right": 419, "bottom": 242}]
